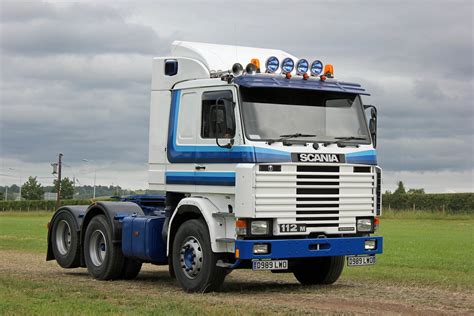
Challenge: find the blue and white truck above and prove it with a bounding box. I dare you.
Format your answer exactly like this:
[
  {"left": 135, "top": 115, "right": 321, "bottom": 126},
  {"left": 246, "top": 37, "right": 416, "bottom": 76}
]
[{"left": 47, "top": 41, "right": 383, "bottom": 292}]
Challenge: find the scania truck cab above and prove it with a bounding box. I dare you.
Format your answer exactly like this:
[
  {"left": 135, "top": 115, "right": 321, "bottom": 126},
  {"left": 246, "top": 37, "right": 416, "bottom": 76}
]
[{"left": 47, "top": 41, "right": 383, "bottom": 292}]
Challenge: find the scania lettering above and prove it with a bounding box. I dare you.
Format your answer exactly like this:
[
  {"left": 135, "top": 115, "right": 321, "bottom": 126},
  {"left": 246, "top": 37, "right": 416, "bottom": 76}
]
[
  {"left": 298, "top": 153, "right": 340, "bottom": 163},
  {"left": 47, "top": 41, "right": 384, "bottom": 292}
]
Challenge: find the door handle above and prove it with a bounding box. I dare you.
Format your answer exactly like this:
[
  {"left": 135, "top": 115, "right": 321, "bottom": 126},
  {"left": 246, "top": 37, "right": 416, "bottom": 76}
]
[{"left": 195, "top": 165, "right": 206, "bottom": 170}]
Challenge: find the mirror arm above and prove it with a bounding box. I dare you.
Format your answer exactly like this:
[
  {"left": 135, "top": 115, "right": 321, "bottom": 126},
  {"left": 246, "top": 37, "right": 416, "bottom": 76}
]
[{"left": 214, "top": 97, "right": 234, "bottom": 149}]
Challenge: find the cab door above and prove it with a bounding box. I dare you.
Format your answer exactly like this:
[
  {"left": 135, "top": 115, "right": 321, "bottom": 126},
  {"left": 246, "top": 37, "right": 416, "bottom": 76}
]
[
  {"left": 165, "top": 89, "right": 199, "bottom": 192},
  {"left": 195, "top": 86, "right": 243, "bottom": 193}
]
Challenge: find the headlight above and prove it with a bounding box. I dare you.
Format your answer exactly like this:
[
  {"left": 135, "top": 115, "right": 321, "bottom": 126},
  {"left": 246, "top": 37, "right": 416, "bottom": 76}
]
[
  {"left": 265, "top": 56, "right": 279, "bottom": 73},
  {"left": 250, "top": 220, "right": 270, "bottom": 235},
  {"left": 357, "top": 218, "right": 374, "bottom": 232},
  {"left": 365, "top": 239, "right": 377, "bottom": 250},
  {"left": 281, "top": 58, "right": 294, "bottom": 74},
  {"left": 253, "top": 244, "right": 269, "bottom": 254}
]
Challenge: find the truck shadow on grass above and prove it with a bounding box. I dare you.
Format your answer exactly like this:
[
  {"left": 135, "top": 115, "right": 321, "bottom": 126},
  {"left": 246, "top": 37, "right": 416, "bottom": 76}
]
[{"left": 63, "top": 269, "right": 351, "bottom": 294}]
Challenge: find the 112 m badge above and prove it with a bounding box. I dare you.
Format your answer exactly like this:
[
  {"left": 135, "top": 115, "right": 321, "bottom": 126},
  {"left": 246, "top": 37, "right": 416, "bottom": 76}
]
[{"left": 279, "top": 224, "right": 306, "bottom": 233}]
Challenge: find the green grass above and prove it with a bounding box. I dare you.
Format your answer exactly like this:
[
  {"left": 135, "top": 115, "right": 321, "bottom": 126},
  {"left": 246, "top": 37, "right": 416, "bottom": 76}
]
[
  {"left": 343, "top": 217, "right": 474, "bottom": 289},
  {"left": 0, "top": 275, "right": 276, "bottom": 315},
  {"left": 0, "top": 211, "right": 473, "bottom": 314},
  {"left": 0, "top": 212, "right": 50, "bottom": 253}
]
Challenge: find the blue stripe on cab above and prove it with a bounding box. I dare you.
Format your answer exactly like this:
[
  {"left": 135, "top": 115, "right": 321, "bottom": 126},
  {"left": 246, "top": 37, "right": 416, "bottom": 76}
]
[
  {"left": 166, "top": 171, "right": 236, "bottom": 186},
  {"left": 345, "top": 150, "right": 377, "bottom": 165}
]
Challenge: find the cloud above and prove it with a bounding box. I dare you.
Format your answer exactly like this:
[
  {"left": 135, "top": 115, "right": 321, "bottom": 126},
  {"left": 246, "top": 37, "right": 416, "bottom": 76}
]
[
  {"left": 1, "top": 0, "right": 473, "bottom": 190},
  {"left": 0, "top": 0, "right": 164, "bottom": 56}
]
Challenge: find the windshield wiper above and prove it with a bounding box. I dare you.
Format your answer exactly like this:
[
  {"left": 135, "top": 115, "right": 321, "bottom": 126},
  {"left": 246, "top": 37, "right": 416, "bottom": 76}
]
[
  {"left": 267, "top": 133, "right": 316, "bottom": 145},
  {"left": 334, "top": 136, "right": 367, "bottom": 141}
]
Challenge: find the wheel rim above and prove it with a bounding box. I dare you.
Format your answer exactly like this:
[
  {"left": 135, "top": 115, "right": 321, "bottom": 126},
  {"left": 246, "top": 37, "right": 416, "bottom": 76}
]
[
  {"left": 55, "top": 220, "right": 72, "bottom": 255},
  {"left": 89, "top": 230, "right": 107, "bottom": 266},
  {"left": 179, "top": 236, "right": 203, "bottom": 279}
]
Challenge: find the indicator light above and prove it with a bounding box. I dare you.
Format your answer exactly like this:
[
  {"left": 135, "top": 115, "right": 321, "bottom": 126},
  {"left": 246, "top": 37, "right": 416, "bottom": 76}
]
[
  {"left": 250, "top": 58, "right": 261, "bottom": 72},
  {"left": 324, "top": 64, "right": 334, "bottom": 77}
]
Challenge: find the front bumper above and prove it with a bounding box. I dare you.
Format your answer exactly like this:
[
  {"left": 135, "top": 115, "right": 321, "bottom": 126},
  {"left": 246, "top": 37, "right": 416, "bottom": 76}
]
[{"left": 235, "top": 236, "right": 383, "bottom": 260}]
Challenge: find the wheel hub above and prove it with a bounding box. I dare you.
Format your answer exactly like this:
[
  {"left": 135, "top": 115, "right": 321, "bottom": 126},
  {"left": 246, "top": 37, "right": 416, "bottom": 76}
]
[
  {"left": 89, "top": 230, "right": 107, "bottom": 267},
  {"left": 179, "top": 236, "right": 203, "bottom": 279},
  {"left": 55, "top": 220, "right": 72, "bottom": 255}
]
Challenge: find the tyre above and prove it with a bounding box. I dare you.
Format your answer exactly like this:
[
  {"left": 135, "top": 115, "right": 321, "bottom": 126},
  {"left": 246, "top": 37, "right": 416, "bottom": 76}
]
[
  {"left": 293, "top": 256, "right": 345, "bottom": 285},
  {"left": 51, "top": 211, "right": 80, "bottom": 268},
  {"left": 172, "top": 219, "right": 226, "bottom": 292},
  {"left": 120, "top": 258, "right": 142, "bottom": 280},
  {"left": 83, "top": 215, "right": 124, "bottom": 280},
  {"left": 168, "top": 257, "right": 176, "bottom": 279}
]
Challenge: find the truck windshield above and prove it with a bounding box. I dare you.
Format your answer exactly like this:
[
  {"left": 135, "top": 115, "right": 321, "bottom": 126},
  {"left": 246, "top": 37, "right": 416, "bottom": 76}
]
[{"left": 239, "top": 86, "right": 370, "bottom": 144}]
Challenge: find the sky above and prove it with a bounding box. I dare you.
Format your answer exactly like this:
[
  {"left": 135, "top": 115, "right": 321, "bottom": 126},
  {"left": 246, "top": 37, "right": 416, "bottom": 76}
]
[{"left": 0, "top": 0, "right": 473, "bottom": 192}]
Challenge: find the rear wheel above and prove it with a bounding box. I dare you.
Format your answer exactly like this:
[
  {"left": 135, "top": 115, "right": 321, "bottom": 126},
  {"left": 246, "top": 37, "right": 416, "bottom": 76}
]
[
  {"left": 51, "top": 212, "right": 80, "bottom": 268},
  {"left": 172, "top": 219, "right": 226, "bottom": 292},
  {"left": 293, "top": 256, "right": 345, "bottom": 285},
  {"left": 84, "top": 215, "right": 124, "bottom": 280}
]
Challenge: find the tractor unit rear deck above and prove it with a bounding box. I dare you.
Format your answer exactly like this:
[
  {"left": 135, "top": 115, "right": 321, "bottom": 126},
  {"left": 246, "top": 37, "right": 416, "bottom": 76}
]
[{"left": 47, "top": 41, "right": 383, "bottom": 292}]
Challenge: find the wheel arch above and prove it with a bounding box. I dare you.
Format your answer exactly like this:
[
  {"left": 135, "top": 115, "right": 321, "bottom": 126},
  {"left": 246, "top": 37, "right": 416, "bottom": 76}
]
[
  {"left": 80, "top": 201, "right": 145, "bottom": 245},
  {"left": 47, "top": 205, "right": 88, "bottom": 261},
  {"left": 167, "top": 197, "right": 227, "bottom": 255}
]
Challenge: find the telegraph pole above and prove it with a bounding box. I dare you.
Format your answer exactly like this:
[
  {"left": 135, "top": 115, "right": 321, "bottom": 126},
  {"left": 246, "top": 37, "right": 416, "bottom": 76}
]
[{"left": 56, "top": 153, "right": 63, "bottom": 209}]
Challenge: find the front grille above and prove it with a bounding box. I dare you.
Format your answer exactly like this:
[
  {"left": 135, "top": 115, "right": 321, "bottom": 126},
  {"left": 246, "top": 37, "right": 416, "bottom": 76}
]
[
  {"left": 255, "top": 163, "right": 376, "bottom": 233},
  {"left": 376, "top": 167, "right": 382, "bottom": 216},
  {"left": 295, "top": 165, "right": 340, "bottom": 227}
]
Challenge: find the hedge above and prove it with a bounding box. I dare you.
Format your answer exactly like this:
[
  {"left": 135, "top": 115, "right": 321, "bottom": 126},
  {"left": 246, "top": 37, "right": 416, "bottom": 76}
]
[
  {"left": 0, "top": 199, "right": 93, "bottom": 212},
  {"left": 1, "top": 193, "right": 473, "bottom": 213},
  {"left": 382, "top": 193, "right": 474, "bottom": 213}
]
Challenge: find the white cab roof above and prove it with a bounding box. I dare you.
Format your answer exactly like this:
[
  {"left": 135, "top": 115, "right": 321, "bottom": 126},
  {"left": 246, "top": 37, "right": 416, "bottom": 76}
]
[{"left": 171, "top": 41, "right": 298, "bottom": 73}]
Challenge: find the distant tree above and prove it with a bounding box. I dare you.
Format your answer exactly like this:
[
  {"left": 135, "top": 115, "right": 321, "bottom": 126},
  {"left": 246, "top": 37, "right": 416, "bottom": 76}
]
[
  {"left": 21, "top": 176, "right": 44, "bottom": 200},
  {"left": 53, "top": 177, "right": 74, "bottom": 199},
  {"left": 407, "top": 188, "right": 425, "bottom": 194},
  {"left": 394, "top": 181, "right": 406, "bottom": 195}
]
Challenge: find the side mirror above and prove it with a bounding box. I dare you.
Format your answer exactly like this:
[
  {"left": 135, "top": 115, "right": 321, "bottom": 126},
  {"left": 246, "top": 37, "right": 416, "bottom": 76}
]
[
  {"left": 214, "top": 98, "right": 235, "bottom": 149},
  {"left": 215, "top": 107, "right": 225, "bottom": 125},
  {"left": 365, "top": 105, "right": 377, "bottom": 148}
]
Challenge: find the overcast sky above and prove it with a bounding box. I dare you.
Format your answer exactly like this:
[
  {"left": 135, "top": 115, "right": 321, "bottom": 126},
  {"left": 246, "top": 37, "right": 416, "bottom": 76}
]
[{"left": 1, "top": 0, "right": 473, "bottom": 192}]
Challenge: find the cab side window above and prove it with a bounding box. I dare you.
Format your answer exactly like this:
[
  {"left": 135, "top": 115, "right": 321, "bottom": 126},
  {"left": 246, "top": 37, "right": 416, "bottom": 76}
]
[{"left": 201, "top": 90, "right": 235, "bottom": 139}]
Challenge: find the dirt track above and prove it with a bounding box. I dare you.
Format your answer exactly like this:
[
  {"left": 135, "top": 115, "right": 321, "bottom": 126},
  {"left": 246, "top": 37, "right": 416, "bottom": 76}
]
[{"left": 1, "top": 250, "right": 473, "bottom": 315}]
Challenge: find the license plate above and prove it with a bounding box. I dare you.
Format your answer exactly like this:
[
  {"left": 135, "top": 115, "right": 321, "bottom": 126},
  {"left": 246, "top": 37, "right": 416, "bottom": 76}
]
[
  {"left": 347, "top": 255, "right": 376, "bottom": 266},
  {"left": 252, "top": 260, "right": 288, "bottom": 271},
  {"left": 279, "top": 224, "right": 306, "bottom": 233}
]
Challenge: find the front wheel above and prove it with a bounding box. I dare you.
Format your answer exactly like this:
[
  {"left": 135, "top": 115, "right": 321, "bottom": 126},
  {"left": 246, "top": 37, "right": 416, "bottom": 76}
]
[
  {"left": 172, "top": 219, "right": 226, "bottom": 292},
  {"left": 293, "top": 256, "right": 345, "bottom": 285}
]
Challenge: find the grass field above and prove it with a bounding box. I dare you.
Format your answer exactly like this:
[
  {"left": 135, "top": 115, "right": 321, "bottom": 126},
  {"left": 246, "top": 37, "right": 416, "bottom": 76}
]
[{"left": 0, "top": 211, "right": 473, "bottom": 314}]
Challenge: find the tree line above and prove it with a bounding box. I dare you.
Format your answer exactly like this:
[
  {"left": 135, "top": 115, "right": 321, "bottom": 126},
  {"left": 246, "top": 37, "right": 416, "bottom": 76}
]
[
  {"left": 383, "top": 181, "right": 473, "bottom": 213},
  {"left": 0, "top": 176, "right": 153, "bottom": 200}
]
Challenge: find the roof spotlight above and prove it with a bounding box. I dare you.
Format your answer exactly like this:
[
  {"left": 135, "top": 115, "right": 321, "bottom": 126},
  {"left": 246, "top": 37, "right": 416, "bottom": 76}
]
[
  {"left": 232, "top": 63, "right": 244, "bottom": 76},
  {"left": 245, "top": 63, "right": 258, "bottom": 75},
  {"left": 296, "top": 59, "right": 309, "bottom": 75},
  {"left": 281, "top": 58, "right": 294, "bottom": 74},
  {"left": 310, "top": 60, "right": 323, "bottom": 76},
  {"left": 265, "top": 56, "right": 279, "bottom": 73}
]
